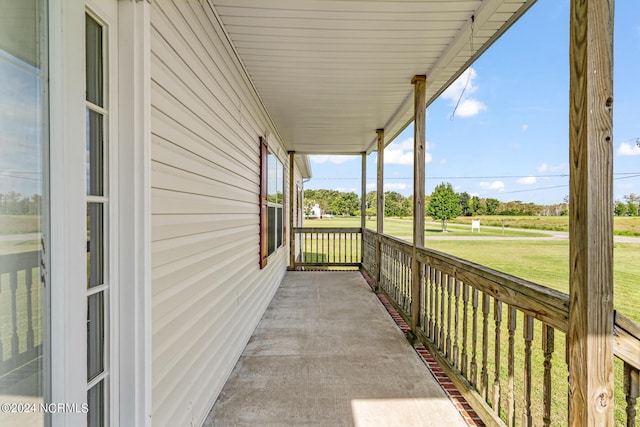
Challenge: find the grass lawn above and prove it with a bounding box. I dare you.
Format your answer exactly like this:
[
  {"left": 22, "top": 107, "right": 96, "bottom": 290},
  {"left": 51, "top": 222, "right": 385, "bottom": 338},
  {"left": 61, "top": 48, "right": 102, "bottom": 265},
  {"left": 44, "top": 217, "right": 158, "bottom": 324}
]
[
  {"left": 0, "top": 215, "right": 40, "bottom": 235},
  {"left": 450, "top": 214, "right": 640, "bottom": 236}
]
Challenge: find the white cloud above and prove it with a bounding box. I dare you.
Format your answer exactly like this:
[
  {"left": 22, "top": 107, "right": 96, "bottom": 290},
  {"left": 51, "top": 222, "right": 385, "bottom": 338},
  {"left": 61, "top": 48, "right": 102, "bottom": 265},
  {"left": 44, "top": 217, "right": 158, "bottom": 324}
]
[
  {"left": 311, "top": 155, "right": 354, "bottom": 164},
  {"left": 454, "top": 99, "right": 487, "bottom": 118},
  {"left": 537, "top": 162, "right": 566, "bottom": 173},
  {"left": 479, "top": 181, "right": 505, "bottom": 192},
  {"left": 384, "top": 183, "right": 407, "bottom": 191},
  {"left": 516, "top": 176, "right": 536, "bottom": 185},
  {"left": 440, "top": 67, "right": 487, "bottom": 118},
  {"left": 617, "top": 142, "right": 640, "bottom": 156},
  {"left": 522, "top": 124, "right": 529, "bottom": 132},
  {"left": 439, "top": 158, "right": 447, "bottom": 165},
  {"left": 442, "top": 68, "right": 479, "bottom": 100},
  {"left": 366, "top": 183, "right": 376, "bottom": 190},
  {"left": 384, "top": 137, "right": 432, "bottom": 165}
]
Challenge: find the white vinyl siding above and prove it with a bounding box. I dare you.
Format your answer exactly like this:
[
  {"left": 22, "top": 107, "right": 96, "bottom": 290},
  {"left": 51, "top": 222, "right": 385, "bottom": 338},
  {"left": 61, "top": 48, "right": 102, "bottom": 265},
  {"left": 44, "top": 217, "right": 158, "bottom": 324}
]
[{"left": 149, "top": 1, "right": 294, "bottom": 425}]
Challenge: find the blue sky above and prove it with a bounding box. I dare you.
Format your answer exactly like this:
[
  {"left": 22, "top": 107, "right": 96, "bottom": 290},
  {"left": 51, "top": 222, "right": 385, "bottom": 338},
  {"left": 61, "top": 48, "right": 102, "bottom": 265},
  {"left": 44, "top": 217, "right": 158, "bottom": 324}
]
[{"left": 307, "top": 0, "right": 640, "bottom": 205}]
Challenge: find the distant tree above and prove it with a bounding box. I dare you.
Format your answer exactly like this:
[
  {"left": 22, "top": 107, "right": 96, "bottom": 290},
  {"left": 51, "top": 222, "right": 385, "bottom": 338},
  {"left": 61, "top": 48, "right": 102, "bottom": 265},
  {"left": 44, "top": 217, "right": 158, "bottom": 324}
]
[
  {"left": 628, "top": 202, "right": 639, "bottom": 216},
  {"left": 485, "top": 198, "right": 500, "bottom": 215},
  {"left": 427, "top": 182, "right": 461, "bottom": 232},
  {"left": 458, "top": 192, "right": 471, "bottom": 216},
  {"left": 614, "top": 201, "right": 628, "bottom": 216},
  {"left": 469, "top": 196, "right": 486, "bottom": 216},
  {"left": 338, "top": 192, "right": 360, "bottom": 216}
]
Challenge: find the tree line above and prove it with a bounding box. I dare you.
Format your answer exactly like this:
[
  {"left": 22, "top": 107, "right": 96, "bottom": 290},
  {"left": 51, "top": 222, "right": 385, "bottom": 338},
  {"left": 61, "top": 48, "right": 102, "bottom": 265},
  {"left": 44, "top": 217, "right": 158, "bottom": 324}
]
[
  {"left": 304, "top": 186, "right": 640, "bottom": 219},
  {"left": 0, "top": 192, "right": 42, "bottom": 215}
]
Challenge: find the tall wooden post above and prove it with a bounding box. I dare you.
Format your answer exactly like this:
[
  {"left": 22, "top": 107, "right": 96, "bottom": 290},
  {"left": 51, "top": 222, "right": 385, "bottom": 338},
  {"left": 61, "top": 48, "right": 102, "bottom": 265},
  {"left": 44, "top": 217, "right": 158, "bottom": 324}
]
[
  {"left": 375, "top": 129, "right": 384, "bottom": 291},
  {"left": 361, "top": 151, "right": 367, "bottom": 263},
  {"left": 289, "top": 151, "right": 295, "bottom": 270},
  {"left": 411, "top": 75, "right": 426, "bottom": 332},
  {"left": 568, "top": 0, "right": 614, "bottom": 425}
]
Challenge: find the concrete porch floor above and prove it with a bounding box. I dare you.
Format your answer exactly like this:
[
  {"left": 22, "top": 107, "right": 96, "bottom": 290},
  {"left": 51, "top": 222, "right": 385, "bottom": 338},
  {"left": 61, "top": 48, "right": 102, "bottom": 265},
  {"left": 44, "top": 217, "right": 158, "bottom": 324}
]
[{"left": 204, "top": 271, "right": 469, "bottom": 427}]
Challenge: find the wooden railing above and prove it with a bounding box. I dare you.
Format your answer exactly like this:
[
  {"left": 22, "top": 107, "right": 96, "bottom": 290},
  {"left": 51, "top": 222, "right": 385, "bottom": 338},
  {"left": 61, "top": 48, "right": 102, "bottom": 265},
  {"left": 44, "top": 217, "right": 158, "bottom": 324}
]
[
  {"left": 293, "top": 227, "right": 361, "bottom": 268},
  {"left": 359, "top": 230, "right": 640, "bottom": 426},
  {"left": 0, "top": 250, "right": 42, "bottom": 378}
]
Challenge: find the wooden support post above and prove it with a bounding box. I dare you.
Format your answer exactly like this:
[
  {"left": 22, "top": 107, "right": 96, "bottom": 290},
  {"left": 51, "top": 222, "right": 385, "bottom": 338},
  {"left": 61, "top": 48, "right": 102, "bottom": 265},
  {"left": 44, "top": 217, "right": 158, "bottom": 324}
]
[
  {"left": 361, "top": 151, "right": 367, "bottom": 264},
  {"left": 289, "top": 151, "right": 295, "bottom": 270},
  {"left": 375, "top": 129, "right": 384, "bottom": 291},
  {"left": 411, "top": 75, "right": 426, "bottom": 332},
  {"left": 568, "top": 0, "right": 615, "bottom": 425}
]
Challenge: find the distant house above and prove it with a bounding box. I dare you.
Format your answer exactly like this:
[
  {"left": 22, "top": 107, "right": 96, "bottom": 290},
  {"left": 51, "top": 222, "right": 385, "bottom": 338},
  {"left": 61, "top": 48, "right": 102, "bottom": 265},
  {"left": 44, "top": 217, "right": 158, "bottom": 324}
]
[{"left": 306, "top": 203, "right": 322, "bottom": 219}]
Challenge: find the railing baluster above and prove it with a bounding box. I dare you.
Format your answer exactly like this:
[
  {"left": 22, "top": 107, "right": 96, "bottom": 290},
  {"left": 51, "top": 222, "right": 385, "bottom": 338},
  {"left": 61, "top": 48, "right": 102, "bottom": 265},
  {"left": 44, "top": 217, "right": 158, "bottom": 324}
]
[
  {"left": 10, "top": 270, "right": 19, "bottom": 360},
  {"left": 440, "top": 272, "right": 446, "bottom": 352},
  {"left": 446, "top": 275, "right": 453, "bottom": 359},
  {"left": 624, "top": 361, "right": 639, "bottom": 427},
  {"left": 434, "top": 270, "right": 440, "bottom": 348},
  {"left": 419, "top": 264, "right": 424, "bottom": 329},
  {"left": 461, "top": 283, "right": 470, "bottom": 377},
  {"left": 406, "top": 252, "right": 411, "bottom": 314},
  {"left": 453, "top": 279, "right": 460, "bottom": 370},
  {"left": 493, "top": 300, "right": 503, "bottom": 416},
  {"left": 523, "top": 314, "right": 534, "bottom": 427},
  {"left": 26, "top": 266, "right": 35, "bottom": 349},
  {"left": 481, "top": 292, "right": 490, "bottom": 401},
  {"left": 542, "top": 324, "right": 554, "bottom": 427},
  {"left": 471, "top": 288, "right": 479, "bottom": 388},
  {"left": 429, "top": 266, "right": 436, "bottom": 340},
  {"left": 507, "top": 306, "right": 517, "bottom": 427}
]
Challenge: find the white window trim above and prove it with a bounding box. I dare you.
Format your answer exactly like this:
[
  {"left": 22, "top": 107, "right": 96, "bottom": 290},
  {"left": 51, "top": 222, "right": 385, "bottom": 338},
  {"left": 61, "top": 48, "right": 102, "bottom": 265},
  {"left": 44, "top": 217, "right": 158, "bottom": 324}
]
[
  {"left": 49, "top": 0, "right": 90, "bottom": 425},
  {"left": 48, "top": 1, "right": 152, "bottom": 426}
]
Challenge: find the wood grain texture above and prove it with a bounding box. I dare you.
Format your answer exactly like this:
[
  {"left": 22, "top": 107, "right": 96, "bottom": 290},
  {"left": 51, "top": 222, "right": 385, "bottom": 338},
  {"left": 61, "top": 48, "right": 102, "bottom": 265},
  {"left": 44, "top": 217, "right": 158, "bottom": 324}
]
[
  {"left": 289, "top": 151, "right": 295, "bottom": 268},
  {"left": 568, "top": 0, "right": 615, "bottom": 424},
  {"left": 376, "top": 129, "right": 384, "bottom": 289},
  {"left": 411, "top": 76, "right": 426, "bottom": 331}
]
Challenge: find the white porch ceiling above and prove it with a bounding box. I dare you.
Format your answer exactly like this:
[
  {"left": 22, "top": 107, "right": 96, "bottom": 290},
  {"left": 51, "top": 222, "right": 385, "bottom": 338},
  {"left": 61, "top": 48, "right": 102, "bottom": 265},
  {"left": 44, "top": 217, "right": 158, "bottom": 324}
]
[{"left": 209, "top": 0, "right": 535, "bottom": 155}]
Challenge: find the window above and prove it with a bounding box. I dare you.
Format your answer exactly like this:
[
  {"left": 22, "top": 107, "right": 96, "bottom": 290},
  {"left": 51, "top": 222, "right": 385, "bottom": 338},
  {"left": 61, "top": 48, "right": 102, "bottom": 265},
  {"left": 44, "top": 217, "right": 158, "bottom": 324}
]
[
  {"left": 260, "top": 137, "right": 285, "bottom": 268},
  {"left": 0, "top": 1, "right": 49, "bottom": 425},
  {"left": 86, "top": 12, "right": 109, "bottom": 426}
]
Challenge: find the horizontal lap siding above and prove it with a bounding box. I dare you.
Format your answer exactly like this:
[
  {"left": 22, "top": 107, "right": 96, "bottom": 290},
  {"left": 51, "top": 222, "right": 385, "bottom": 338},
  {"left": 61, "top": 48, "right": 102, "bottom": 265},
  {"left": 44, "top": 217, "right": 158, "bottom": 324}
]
[{"left": 150, "top": 1, "right": 289, "bottom": 425}]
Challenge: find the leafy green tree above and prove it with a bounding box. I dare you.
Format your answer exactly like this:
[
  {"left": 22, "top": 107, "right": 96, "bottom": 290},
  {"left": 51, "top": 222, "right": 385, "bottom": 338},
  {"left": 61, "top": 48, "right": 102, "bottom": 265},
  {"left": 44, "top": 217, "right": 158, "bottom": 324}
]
[
  {"left": 384, "top": 191, "right": 405, "bottom": 217},
  {"left": 614, "top": 201, "right": 628, "bottom": 216},
  {"left": 469, "top": 196, "right": 486, "bottom": 216},
  {"left": 485, "top": 198, "right": 500, "bottom": 215},
  {"left": 427, "top": 182, "right": 461, "bottom": 232},
  {"left": 457, "top": 192, "right": 471, "bottom": 216},
  {"left": 628, "top": 202, "right": 639, "bottom": 216}
]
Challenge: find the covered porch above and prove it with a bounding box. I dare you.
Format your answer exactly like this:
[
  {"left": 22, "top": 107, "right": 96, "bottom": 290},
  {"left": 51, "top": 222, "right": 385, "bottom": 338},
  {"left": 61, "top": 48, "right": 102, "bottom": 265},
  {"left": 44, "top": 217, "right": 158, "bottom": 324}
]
[
  {"left": 209, "top": 0, "right": 637, "bottom": 425},
  {"left": 205, "top": 271, "right": 474, "bottom": 426}
]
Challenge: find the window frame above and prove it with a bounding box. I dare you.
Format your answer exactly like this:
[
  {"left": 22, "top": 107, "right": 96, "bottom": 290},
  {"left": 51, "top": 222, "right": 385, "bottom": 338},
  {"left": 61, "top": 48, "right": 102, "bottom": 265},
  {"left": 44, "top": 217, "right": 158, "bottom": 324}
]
[{"left": 259, "top": 136, "right": 286, "bottom": 268}]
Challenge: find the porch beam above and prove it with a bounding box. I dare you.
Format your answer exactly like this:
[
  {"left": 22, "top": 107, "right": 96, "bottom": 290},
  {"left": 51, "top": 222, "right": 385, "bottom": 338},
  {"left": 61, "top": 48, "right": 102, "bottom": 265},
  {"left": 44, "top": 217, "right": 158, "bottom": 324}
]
[
  {"left": 289, "top": 151, "right": 295, "bottom": 270},
  {"left": 411, "top": 75, "right": 426, "bottom": 332},
  {"left": 568, "top": 0, "right": 614, "bottom": 425},
  {"left": 376, "top": 129, "right": 384, "bottom": 290}
]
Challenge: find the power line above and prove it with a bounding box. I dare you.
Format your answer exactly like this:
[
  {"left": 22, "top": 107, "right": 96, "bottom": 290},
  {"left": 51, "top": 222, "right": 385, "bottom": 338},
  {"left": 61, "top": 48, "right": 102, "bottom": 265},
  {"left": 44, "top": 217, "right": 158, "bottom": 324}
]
[
  {"left": 310, "top": 172, "right": 640, "bottom": 181},
  {"left": 484, "top": 174, "right": 640, "bottom": 196}
]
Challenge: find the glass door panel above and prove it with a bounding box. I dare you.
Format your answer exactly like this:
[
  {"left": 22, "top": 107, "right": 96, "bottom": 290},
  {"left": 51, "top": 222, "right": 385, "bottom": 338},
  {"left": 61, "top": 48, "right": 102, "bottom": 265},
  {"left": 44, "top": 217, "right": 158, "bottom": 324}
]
[{"left": 0, "top": 1, "right": 49, "bottom": 426}]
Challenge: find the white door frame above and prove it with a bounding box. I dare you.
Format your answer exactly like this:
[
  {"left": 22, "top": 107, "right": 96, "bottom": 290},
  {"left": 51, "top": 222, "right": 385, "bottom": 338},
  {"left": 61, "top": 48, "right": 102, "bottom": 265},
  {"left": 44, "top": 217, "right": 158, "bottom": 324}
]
[{"left": 48, "top": 0, "right": 151, "bottom": 425}]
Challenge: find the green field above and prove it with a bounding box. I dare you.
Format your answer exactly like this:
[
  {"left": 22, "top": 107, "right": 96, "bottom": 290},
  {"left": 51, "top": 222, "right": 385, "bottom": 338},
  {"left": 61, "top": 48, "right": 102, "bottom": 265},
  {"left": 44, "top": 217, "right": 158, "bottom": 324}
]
[
  {"left": 450, "top": 214, "right": 640, "bottom": 236},
  {"left": 305, "top": 216, "right": 640, "bottom": 322}
]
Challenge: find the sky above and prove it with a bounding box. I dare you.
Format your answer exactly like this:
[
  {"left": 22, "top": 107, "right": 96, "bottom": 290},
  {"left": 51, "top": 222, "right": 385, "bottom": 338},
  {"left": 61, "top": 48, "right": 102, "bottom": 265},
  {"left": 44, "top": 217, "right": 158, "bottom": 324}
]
[{"left": 306, "top": 0, "right": 640, "bottom": 205}]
